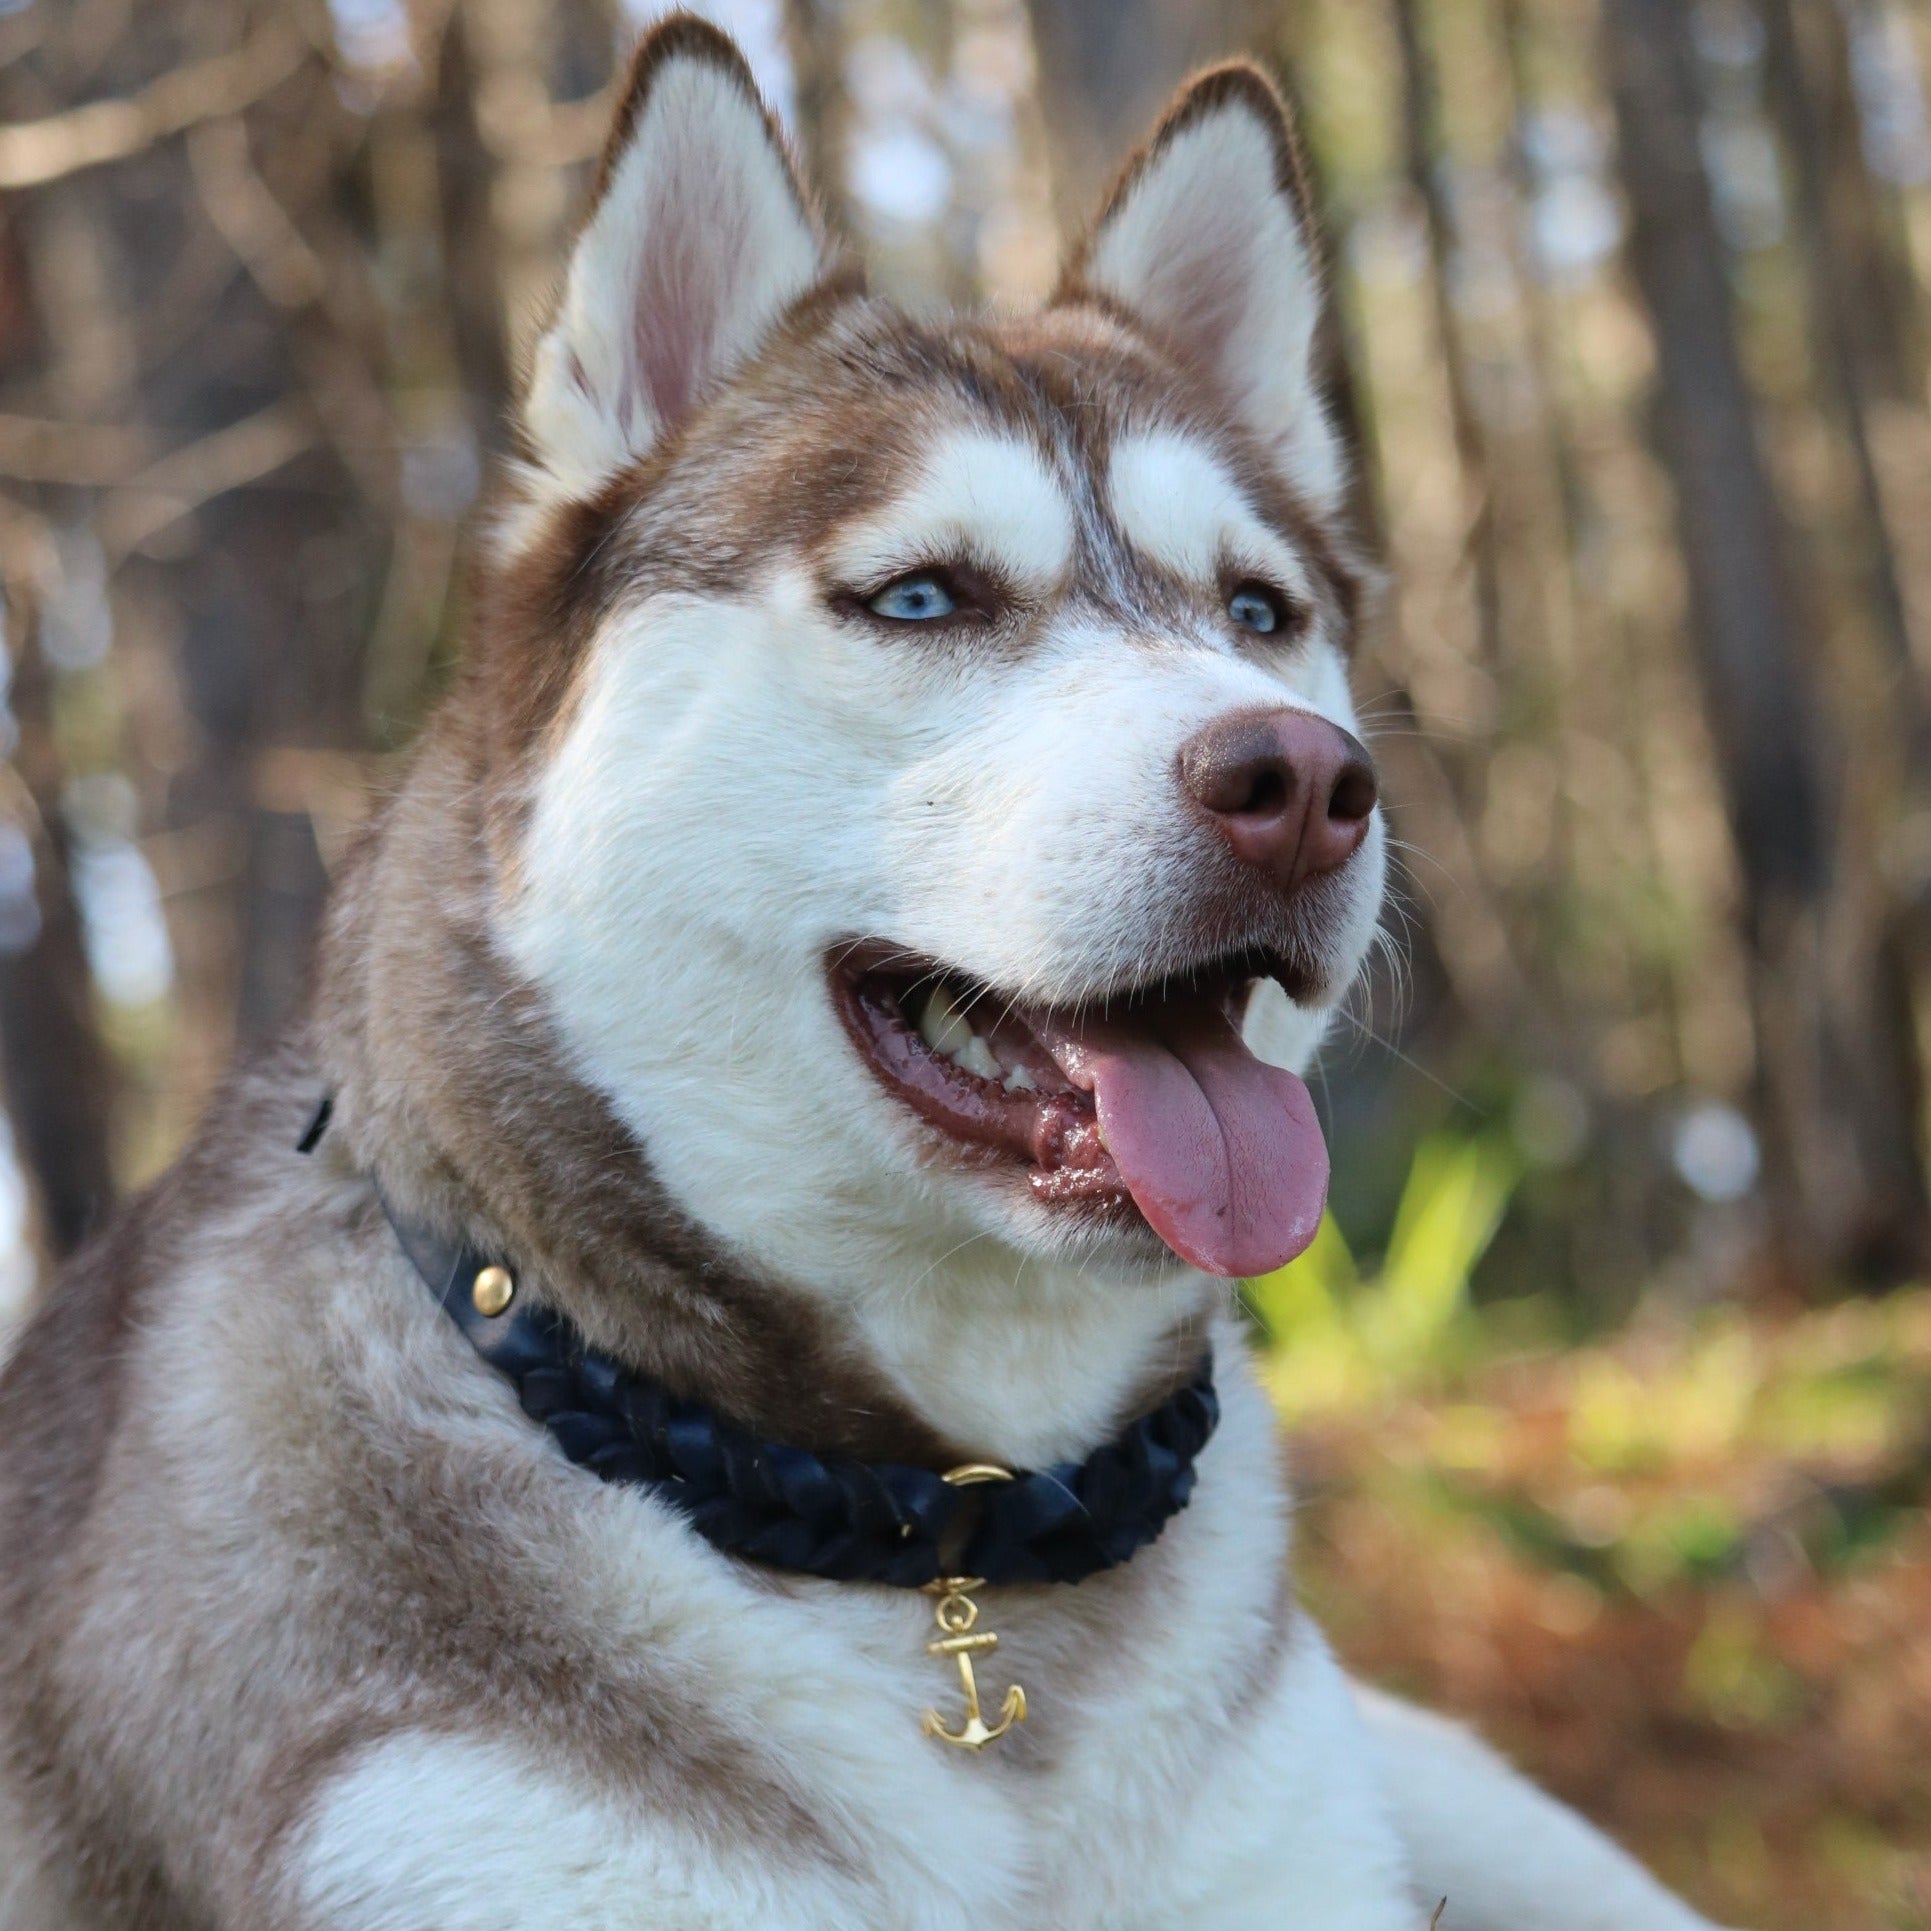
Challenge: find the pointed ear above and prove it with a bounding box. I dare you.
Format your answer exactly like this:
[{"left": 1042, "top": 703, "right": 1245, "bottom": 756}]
[
  {"left": 523, "top": 15, "right": 845, "bottom": 496},
  {"left": 1060, "top": 64, "right": 1345, "bottom": 513}
]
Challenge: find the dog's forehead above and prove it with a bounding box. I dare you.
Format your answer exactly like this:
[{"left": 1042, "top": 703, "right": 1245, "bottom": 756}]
[
  {"left": 478, "top": 301, "right": 1360, "bottom": 767},
  {"left": 667, "top": 302, "right": 1346, "bottom": 585}
]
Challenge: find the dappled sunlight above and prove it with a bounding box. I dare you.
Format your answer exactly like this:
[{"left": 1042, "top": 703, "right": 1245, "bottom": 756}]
[{"left": 1252, "top": 1140, "right": 1931, "bottom": 1928}]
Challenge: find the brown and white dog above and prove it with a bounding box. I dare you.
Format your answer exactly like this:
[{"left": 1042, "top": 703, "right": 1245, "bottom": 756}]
[{"left": 0, "top": 20, "right": 1732, "bottom": 1929}]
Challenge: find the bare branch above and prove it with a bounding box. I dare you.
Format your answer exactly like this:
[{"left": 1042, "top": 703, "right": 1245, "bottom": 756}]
[
  {"left": 0, "top": 398, "right": 314, "bottom": 543},
  {"left": 186, "top": 118, "right": 328, "bottom": 310},
  {"left": 473, "top": 81, "right": 615, "bottom": 168},
  {"left": 0, "top": 415, "right": 152, "bottom": 485},
  {"left": 0, "top": 26, "right": 307, "bottom": 191},
  {"left": 97, "top": 400, "right": 315, "bottom": 558}
]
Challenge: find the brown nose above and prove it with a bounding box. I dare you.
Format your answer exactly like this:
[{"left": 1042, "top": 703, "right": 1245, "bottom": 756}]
[{"left": 1179, "top": 709, "right": 1378, "bottom": 893}]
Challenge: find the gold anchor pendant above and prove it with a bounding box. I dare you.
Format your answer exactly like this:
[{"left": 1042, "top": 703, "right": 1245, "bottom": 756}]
[
  {"left": 921, "top": 1576, "right": 1026, "bottom": 1749},
  {"left": 920, "top": 1464, "right": 1026, "bottom": 1751}
]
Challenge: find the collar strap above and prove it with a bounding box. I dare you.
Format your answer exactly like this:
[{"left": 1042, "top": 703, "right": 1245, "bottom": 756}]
[{"left": 312, "top": 1110, "right": 1219, "bottom": 1589}]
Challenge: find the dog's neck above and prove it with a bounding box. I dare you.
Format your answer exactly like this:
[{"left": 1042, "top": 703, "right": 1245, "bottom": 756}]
[{"left": 312, "top": 716, "right": 1218, "bottom": 1471}]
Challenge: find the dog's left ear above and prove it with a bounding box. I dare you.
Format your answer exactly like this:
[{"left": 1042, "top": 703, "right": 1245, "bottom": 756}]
[
  {"left": 523, "top": 15, "right": 845, "bottom": 496},
  {"left": 1061, "top": 64, "right": 1344, "bottom": 513}
]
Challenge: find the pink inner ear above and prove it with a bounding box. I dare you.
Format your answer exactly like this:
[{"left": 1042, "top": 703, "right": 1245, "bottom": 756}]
[
  {"left": 629, "top": 174, "right": 758, "bottom": 432},
  {"left": 1155, "top": 247, "right": 1246, "bottom": 386},
  {"left": 1133, "top": 191, "right": 1275, "bottom": 403}
]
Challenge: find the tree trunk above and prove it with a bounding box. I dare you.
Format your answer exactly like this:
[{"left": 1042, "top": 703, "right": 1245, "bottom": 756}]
[
  {"left": 0, "top": 586, "right": 117, "bottom": 1260},
  {"left": 1602, "top": 0, "right": 1931, "bottom": 1284},
  {"left": 0, "top": 64, "right": 127, "bottom": 1257},
  {"left": 220, "top": 3, "right": 392, "bottom": 1041},
  {"left": 783, "top": 0, "right": 854, "bottom": 245},
  {"left": 1388, "top": 0, "right": 1506, "bottom": 673},
  {"left": 1810, "top": 0, "right": 1924, "bottom": 407},
  {"left": 1757, "top": 0, "right": 1924, "bottom": 741},
  {"left": 0, "top": 0, "right": 394, "bottom": 1173},
  {"left": 432, "top": 2, "right": 516, "bottom": 460},
  {"left": 1023, "top": 0, "right": 1268, "bottom": 231}
]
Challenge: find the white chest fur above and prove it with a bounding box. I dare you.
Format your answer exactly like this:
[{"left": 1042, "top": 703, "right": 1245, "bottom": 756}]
[{"left": 290, "top": 1344, "right": 1421, "bottom": 1931}]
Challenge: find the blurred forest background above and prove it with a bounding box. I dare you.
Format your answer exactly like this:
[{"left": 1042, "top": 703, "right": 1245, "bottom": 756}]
[{"left": 2, "top": 0, "right": 1931, "bottom": 1922}]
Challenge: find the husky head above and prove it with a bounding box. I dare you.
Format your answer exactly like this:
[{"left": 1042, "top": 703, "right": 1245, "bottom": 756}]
[{"left": 485, "top": 17, "right": 1384, "bottom": 1343}]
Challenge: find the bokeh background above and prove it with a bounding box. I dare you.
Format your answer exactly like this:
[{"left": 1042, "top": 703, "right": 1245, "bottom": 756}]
[{"left": 3, "top": 0, "right": 1931, "bottom": 1922}]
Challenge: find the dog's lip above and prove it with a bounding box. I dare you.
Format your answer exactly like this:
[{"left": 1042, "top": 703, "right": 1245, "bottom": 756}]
[
  {"left": 826, "top": 939, "right": 1286, "bottom": 1196},
  {"left": 827, "top": 942, "right": 1108, "bottom": 1182}
]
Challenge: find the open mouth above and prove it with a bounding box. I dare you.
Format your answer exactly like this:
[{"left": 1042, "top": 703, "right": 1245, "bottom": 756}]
[{"left": 828, "top": 942, "right": 1329, "bottom": 1278}]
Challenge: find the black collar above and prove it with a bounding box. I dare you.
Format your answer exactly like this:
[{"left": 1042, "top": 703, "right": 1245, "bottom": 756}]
[{"left": 302, "top": 1099, "right": 1219, "bottom": 1589}]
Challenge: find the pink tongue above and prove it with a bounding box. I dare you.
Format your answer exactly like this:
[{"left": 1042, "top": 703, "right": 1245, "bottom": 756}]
[{"left": 1039, "top": 1007, "right": 1329, "bottom": 1278}]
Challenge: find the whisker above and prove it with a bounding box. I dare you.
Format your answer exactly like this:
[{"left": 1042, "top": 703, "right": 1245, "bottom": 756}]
[{"left": 1332, "top": 1007, "right": 1486, "bottom": 1116}]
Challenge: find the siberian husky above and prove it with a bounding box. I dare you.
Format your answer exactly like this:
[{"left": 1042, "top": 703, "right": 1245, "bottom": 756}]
[{"left": 0, "top": 18, "right": 1732, "bottom": 1929}]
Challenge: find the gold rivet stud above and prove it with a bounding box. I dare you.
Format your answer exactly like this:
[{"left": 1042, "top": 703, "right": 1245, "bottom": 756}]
[{"left": 471, "top": 1264, "right": 515, "bottom": 1318}]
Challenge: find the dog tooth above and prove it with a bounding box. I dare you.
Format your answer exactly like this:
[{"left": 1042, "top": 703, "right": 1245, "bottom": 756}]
[
  {"left": 916, "top": 998, "right": 944, "bottom": 1054},
  {"left": 918, "top": 985, "right": 974, "bottom": 1060},
  {"left": 912, "top": 984, "right": 1007, "bottom": 1083},
  {"left": 914, "top": 984, "right": 949, "bottom": 1052},
  {"left": 958, "top": 1034, "right": 1001, "bottom": 1082},
  {"left": 1003, "top": 1065, "right": 1038, "bottom": 1093}
]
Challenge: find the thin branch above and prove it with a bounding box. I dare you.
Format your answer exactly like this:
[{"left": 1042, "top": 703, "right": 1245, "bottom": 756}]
[
  {"left": 186, "top": 117, "right": 328, "bottom": 311},
  {"left": 0, "top": 415, "right": 152, "bottom": 485},
  {"left": 98, "top": 401, "right": 315, "bottom": 559},
  {"left": 0, "top": 26, "right": 306, "bottom": 191},
  {"left": 472, "top": 82, "right": 616, "bottom": 168}
]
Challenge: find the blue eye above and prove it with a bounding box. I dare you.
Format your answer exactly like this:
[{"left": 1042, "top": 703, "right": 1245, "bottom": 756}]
[
  {"left": 867, "top": 573, "right": 957, "bottom": 622},
  {"left": 1228, "top": 583, "right": 1285, "bottom": 634}
]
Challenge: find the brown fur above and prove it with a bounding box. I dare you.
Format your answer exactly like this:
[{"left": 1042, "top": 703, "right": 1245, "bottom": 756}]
[
  {"left": 478, "top": 292, "right": 1363, "bottom": 806},
  {"left": 0, "top": 30, "right": 1354, "bottom": 1927},
  {"left": 0, "top": 1052, "right": 867, "bottom": 1926},
  {"left": 313, "top": 721, "right": 965, "bottom": 1467}
]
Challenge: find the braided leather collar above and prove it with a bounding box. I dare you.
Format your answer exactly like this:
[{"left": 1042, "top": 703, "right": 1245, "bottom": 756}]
[{"left": 308, "top": 1102, "right": 1219, "bottom": 1589}]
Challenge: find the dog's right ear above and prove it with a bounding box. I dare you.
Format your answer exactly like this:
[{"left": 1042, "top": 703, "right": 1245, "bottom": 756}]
[
  {"left": 522, "top": 16, "right": 844, "bottom": 497},
  {"left": 1060, "top": 64, "right": 1344, "bottom": 514}
]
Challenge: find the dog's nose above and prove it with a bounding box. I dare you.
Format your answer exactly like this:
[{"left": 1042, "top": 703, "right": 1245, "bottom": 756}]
[{"left": 1178, "top": 709, "right": 1378, "bottom": 892}]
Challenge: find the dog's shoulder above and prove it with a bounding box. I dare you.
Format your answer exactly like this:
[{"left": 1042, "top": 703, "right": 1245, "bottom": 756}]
[{"left": 0, "top": 1049, "right": 313, "bottom": 1569}]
